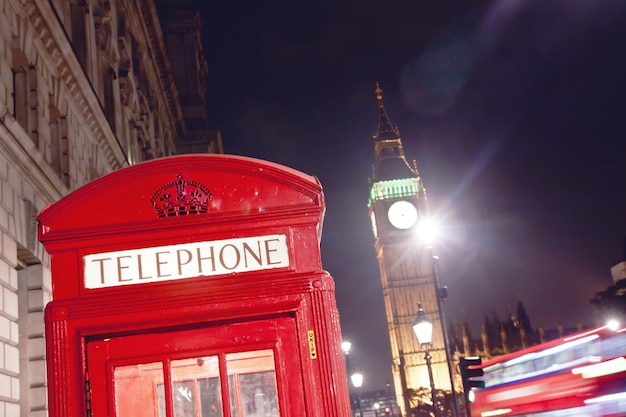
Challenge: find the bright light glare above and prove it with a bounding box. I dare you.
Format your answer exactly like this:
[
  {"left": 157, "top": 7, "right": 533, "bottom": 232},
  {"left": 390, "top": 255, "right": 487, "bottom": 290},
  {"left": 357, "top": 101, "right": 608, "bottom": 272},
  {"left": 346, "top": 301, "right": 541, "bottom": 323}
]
[
  {"left": 414, "top": 320, "right": 433, "bottom": 345},
  {"left": 468, "top": 390, "right": 476, "bottom": 403},
  {"left": 341, "top": 341, "right": 351, "bottom": 354},
  {"left": 351, "top": 371, "right": 363, "bottom": 388},
  {"left": 607, "top": 319, "right": 620, "bottom": 331},
  {"left": 418, "top": 218, "right": 439, "bottom": 246}
]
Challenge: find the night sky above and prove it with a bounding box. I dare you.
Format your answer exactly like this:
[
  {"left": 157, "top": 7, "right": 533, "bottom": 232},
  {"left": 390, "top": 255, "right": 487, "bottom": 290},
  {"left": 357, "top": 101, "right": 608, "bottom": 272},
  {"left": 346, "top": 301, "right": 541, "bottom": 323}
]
[{"left": 200, "top": 1, "right": 626, "bottom": 390}]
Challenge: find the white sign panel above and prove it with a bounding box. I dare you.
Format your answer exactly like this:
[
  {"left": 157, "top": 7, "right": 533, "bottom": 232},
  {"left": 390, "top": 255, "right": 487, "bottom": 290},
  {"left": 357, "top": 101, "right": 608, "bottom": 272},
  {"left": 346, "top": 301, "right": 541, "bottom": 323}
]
[{"left": 84, "top": 234, "right": 289, "bottom": 289}]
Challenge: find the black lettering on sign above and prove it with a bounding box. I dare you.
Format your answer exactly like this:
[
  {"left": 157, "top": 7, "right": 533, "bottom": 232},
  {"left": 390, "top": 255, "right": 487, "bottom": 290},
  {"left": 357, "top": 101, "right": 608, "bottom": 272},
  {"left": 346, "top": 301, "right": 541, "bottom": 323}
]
[{"left": 308, "top": 330, "right": 317, "bottom": 359}]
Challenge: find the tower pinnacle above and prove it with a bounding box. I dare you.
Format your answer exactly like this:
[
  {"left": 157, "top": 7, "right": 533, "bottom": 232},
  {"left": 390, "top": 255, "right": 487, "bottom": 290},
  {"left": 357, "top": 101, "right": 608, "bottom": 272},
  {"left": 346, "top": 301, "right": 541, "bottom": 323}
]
[
  {"left": 375, "top": 82, "right": 383, "bottom": 100},
  {"left": 374, "top": 82, "right": 401, "bottom": 141},
  {"left": 372, "top": 83, "right": 415, "bottom": 181}
]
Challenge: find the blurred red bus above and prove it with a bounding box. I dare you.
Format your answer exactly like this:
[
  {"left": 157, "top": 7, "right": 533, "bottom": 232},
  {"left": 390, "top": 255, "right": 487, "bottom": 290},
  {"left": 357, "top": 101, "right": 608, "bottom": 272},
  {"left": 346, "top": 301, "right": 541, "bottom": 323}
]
[{"left": 469, "top": 323, "right": 626, "bottom": 417}]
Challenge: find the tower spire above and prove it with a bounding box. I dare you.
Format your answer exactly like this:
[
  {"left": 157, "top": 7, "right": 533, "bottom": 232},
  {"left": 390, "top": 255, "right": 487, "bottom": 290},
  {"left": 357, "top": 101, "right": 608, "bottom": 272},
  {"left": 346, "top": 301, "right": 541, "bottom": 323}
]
[
  {"left": 374, "top": 82, "right": 400, "bottom": 141},
  {"left": 372, "top": 82, "right": 416, "bottom": 181}
]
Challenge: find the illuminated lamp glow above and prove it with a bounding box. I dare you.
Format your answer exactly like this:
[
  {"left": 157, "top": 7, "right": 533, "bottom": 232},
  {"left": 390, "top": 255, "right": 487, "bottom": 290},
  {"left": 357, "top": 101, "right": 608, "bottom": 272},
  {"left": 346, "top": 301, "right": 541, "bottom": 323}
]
[
  {"left": 572, "top": 357, "right": 626, "bottom": 379},
  {"left": 481, "top": 408, "right": 512, "bottom": 417},
  {"left": 351, "top": 371, "right": 363, "bottom": 388},
  {"left": 418, "top": 218, "right": 439, "bottom": 246},
  {"left": 607, "top": 319, "right": 620, "bottom": 331},
  {"left": 584, "top": 392, "right": 626, "bottom": 404},
  {"left": 468, "top": 390, "right": 476, "bottom": 403}
]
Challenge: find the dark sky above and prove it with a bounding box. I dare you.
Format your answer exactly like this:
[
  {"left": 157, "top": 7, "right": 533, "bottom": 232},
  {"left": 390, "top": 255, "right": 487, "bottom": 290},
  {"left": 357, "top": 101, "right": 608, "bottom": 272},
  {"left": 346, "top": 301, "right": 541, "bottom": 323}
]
[{"left": 200, "top": 1, "right": 626, "bottom": 391}]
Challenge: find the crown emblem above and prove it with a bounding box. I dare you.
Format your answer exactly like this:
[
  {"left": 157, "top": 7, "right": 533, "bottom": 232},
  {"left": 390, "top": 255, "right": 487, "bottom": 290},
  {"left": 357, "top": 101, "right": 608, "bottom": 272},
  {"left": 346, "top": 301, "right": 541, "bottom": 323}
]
[{"left": 151, "top": 174, "right": 212, "bottom": 217}]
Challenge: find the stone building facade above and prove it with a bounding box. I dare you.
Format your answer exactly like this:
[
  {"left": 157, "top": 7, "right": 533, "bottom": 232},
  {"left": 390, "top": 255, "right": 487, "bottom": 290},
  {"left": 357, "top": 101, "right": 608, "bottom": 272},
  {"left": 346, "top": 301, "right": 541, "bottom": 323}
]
[{"left": 0, "top": 0, "right": 219, "bottom": 415}]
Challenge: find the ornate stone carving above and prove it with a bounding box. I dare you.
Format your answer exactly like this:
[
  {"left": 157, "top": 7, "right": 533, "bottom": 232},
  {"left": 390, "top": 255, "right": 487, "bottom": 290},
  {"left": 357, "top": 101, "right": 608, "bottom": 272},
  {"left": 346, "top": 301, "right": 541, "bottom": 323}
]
[{"left": 95, "top": 15, "right": 112, "bottom": 52}]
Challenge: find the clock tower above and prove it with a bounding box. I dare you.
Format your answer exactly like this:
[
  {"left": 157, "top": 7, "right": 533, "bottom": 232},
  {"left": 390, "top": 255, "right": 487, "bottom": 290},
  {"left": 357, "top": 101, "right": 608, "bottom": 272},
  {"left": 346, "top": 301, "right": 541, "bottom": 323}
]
[{"left": 368, "top": 83, "right": 452, "bottom": 416}]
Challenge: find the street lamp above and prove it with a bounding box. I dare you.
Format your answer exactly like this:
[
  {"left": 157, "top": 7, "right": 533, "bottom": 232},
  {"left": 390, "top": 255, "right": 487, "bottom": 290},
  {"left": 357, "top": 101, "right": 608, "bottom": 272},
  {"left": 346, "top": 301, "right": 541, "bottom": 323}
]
[
  {"left": 351, "top": 370, "right": 364, "bottom": 417},
  {"left": 419, "top": 219, "right": 460, "bottom": 417},
  {"left": 413, "top": 303, "right": 439, "bottom": 417},
  {"left": 342, "top": 341, "right": 352, "bottom": 372}
]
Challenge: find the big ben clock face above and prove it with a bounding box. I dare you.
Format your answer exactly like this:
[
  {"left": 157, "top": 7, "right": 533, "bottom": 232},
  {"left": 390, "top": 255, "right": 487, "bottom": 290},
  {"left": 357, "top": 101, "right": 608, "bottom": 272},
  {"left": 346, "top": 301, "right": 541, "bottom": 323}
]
[{"left": 387, "top": 200, "right": 418, "bottom": 229}]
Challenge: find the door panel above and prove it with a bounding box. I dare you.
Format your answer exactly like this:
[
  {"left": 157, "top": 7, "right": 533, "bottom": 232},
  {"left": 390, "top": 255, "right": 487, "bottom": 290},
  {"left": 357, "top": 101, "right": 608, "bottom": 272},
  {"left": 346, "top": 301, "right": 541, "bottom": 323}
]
[
  {"left": 87, "top": 318, "right": 303, "bottom": 417},
  {"left": 115, "top": 362, "right": 164, "bottom": 417},
  {"left": 167, "top": 356, "right": 223, "bottom": 417},
  {"left": 225, "top": 351, "right": 279, "bottom": 417}
]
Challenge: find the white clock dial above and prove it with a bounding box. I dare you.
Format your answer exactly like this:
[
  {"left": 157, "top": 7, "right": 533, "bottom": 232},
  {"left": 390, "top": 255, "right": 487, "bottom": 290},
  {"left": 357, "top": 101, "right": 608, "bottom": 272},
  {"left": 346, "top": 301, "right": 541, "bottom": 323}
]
[{"left": 387, "top": 200, "right": 418, "bottom": 229}]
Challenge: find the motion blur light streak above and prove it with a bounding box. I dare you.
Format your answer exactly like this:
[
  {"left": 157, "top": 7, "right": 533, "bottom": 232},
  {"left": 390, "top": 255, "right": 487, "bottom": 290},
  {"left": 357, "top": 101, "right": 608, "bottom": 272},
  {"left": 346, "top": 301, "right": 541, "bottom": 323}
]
[
  {"left": 539, "top": 335, "right": 598, "bottom": 357},
  {"left": 471, "top": 326, "right": 626, "bottom": 417},
  {"left": 584, "top": 392, "right": 626, "bottom": 405},
  {"left": 564, "top": 326, "right": 608, "bottom": 341},
  {"left": 480, "top": 408, "right": 512, "bottom": 417},
  {"left": 491, "top": 334, "right": 598, "bottom": 369},
  {"left": 487, "top": 384, "right": 542, "bottom": 402},
  {"left": 572, "top": 357, "right": 626, "bottom": 379}
]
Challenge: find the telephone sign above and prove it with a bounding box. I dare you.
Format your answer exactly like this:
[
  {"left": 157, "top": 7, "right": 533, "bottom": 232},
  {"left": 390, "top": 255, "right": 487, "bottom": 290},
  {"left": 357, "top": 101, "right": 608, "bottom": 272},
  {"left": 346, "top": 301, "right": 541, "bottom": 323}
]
[
  {"left": 40, "top": 155, "right": 351, "bottom": 417},
  {"left": 83, "top": 233, "right": 290, "bottom": 288}
]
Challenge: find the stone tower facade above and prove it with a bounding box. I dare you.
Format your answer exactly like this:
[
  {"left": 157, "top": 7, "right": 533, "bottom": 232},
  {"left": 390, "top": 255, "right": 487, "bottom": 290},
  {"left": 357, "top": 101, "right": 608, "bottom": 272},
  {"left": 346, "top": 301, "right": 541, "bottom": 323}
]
[
  {"left": 0, "top": 0, "right": 218, "bottom": 415},
  {"left": 368, "top": 84, "right": 452, "bottom": 416}
]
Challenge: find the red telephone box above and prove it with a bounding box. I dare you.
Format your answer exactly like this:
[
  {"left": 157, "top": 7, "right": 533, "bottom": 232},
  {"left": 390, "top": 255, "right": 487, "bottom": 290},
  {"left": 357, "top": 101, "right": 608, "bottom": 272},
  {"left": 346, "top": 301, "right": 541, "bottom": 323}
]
[{"left": 39, "top": 154, "right": 351, "bottom": 417}]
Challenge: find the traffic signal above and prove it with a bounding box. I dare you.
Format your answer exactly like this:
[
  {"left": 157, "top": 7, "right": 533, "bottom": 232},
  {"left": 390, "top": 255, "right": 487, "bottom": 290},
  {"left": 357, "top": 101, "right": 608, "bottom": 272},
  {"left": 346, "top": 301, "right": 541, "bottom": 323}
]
[
  {"left": 384, "top": 406, "right": 391, "bottom": 416},
  {"left": 459, "top": 356, "right": 485, "bottom": 396}
]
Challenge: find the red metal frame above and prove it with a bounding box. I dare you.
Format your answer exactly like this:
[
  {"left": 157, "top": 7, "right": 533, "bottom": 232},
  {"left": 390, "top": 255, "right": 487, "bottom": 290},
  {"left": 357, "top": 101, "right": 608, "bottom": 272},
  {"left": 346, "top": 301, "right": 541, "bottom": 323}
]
[
  {"left": 87, "top": 316, "right": 304, "bottom": 417},
  {"left": 40, "top": 155, "right": 351, "bottom": 417}
]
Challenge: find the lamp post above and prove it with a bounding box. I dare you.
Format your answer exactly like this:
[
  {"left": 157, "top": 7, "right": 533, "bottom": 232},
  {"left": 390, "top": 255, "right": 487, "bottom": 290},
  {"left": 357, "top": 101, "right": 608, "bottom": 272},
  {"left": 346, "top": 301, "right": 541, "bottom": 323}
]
[
  {"left": 420, "top": 220, "right": 460, "bottom": 417},
  {"left": 342, "top": 341, "right": 352, "bottom": 373},
  {"left": 413, "top": 302, "right": 440, "bottom": 417},
  {"left": 351, "top": 370, "right": 364, "bottom": 417},
  {"left": 342, "top": 341, "right": 354, "bottom": 416},
  {"left": 386, "top": 380, "right": 392, "bottom": 416}
]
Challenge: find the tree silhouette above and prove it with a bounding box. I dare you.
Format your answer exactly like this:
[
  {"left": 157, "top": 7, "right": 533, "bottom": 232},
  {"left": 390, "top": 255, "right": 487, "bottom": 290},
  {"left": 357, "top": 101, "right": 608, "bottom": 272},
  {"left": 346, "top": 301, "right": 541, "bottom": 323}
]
[
  {"left": 516, "top": 301, "right": 533, "bottom": 334},
  {"left": 407, "top": 387, "right": 465, "bottom": 417}
]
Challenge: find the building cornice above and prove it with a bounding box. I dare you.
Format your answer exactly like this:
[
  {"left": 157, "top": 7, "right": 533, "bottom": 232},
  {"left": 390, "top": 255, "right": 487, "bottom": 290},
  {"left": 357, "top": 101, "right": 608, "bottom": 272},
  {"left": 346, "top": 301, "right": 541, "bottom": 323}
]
[
  {"left": 21, "top": 0, "right": 129, "bottom": 170},
  {"left": 368, "top": 178, "right": 422, "bottom": 207},
  {"left": 136, "top": 0, "right": 185, "bottom": 138},
  {"left": 0, "top": 115, "right": 65, "bottom": 203}
]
